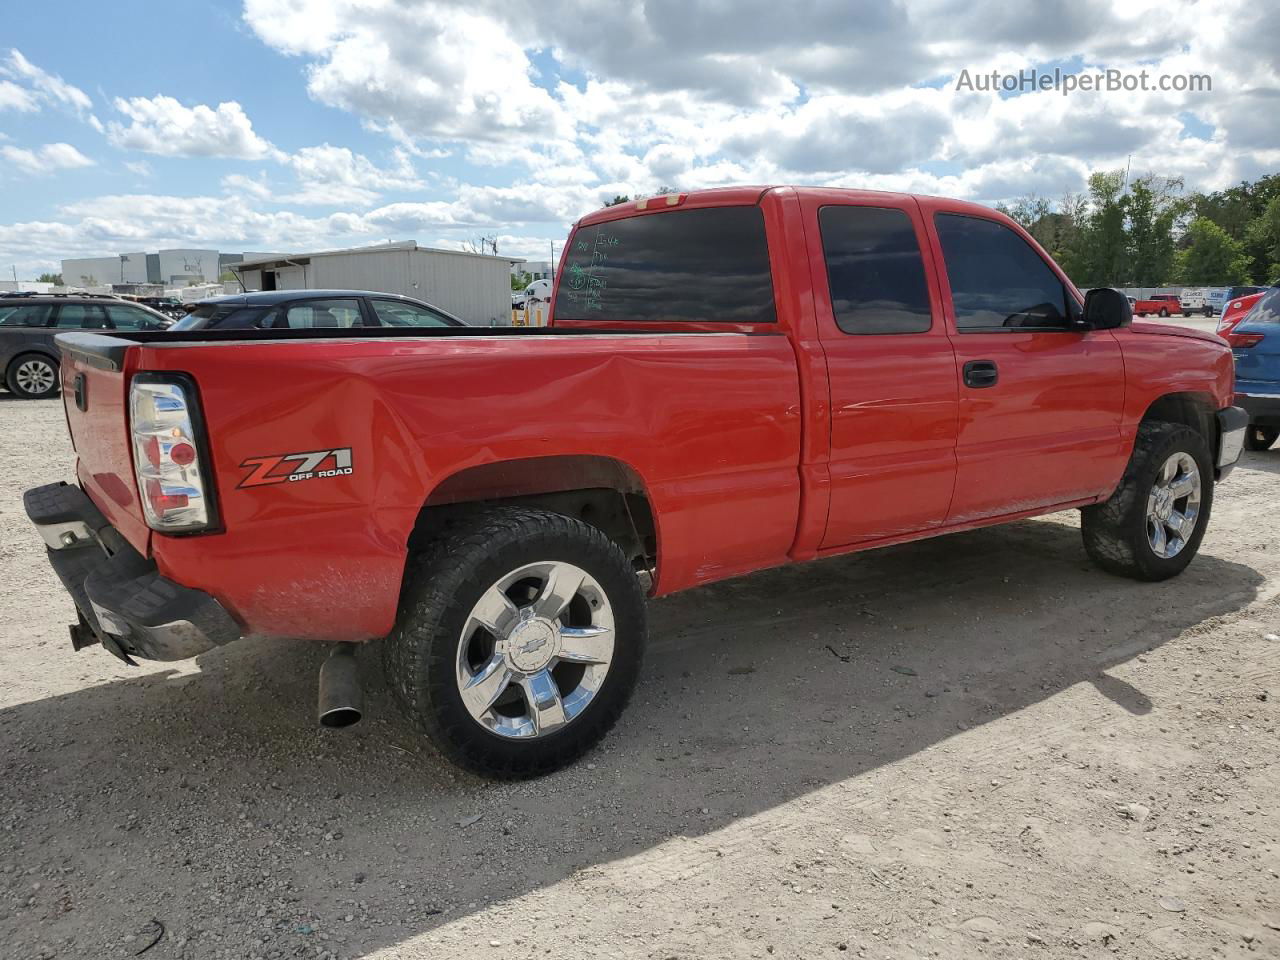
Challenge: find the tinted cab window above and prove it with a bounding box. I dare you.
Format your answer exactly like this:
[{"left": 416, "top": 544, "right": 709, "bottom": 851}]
[
  {"left": 935, "top": 214, "right": 1077, "bottom": 330},
  {"left": 819, "top": 206, "right": 931, "bottom": 334},
  {"left": 553, "top": 205, "right": 775, "bottom": 324}
]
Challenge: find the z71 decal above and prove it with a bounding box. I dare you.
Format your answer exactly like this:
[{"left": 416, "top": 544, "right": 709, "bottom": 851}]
[{"left": 238, "top": 448, "right": 354, "bottom": 488}]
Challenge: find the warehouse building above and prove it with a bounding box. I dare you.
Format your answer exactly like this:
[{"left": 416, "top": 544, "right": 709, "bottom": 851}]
[
  {"left": 62, "top": 252, "right": 148, "bottom": 287},
  {"left": 61, "top": 248, "right": 223, "bottom": 287},
  {"left": 232, "top": 241, "right": 522, "bottom": 326}
]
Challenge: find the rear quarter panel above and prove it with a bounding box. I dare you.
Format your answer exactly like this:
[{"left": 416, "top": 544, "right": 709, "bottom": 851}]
[{"left": 133, "top": 333, "right": 803, "bottom": 641}]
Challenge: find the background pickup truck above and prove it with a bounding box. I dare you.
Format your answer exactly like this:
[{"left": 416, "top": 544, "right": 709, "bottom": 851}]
[
  {"left": 1132, "top": 293, "right": 1184, "bottom": 317},
  {"left": 25, "top": 186, "right": 1246, "bottom": 778}
]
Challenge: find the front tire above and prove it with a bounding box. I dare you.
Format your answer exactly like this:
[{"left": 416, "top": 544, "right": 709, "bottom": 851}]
[
  {"left": 1159, "top": 307, "right": 1170, "bottom": 317},
  {"left": 1081, "top": 422, "right": 1213, "bottom": 581},
  {"left": 6, "top": 353, "right": 59, "bottom": 399},
  {"left": 384, "top": 507, "right": 646, "bottom": 778},
  {"left": 1245, "top": 425, "right": 1279, "bottom": 451}
]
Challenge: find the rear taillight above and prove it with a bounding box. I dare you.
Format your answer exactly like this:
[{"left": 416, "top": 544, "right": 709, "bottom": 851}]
[
  {"left": 1225, "top": 331, "right": 1264, "bottom": 348},
  {"left": 129, "top": 376, "right": 216, "bottom": 533}
]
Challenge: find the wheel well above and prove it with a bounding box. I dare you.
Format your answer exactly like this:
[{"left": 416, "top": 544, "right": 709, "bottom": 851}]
[
  {"left": 408, "top": 455, "right": 657, "bottom": 571},
  {"left": 1141, "top": 392, "right": 1216, "bottom": 448},
  {"left": 7, "top": 349, "right": 58, "bottom": 370}
]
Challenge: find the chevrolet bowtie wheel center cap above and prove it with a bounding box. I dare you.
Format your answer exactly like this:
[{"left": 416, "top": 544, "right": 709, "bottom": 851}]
[{"left": 504, "top": 618, "right": 561, "bottom": 673}]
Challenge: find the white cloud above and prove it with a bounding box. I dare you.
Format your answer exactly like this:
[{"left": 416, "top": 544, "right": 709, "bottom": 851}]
[
  {"left": 6, "top": 0, "right": 1280, "bottom": 274},
  {"left": 2, "top": 142, "right": 95, "bottom": 176},
  {"left": 1, "top": 49, "right": 94, "bottom": 115},
  {"left": 243, "top": 0, "right": 573, "bottom": 142},
  {"left": 0, "top": 79, "right": 35, "bottom": 111},
  {"left": 123, "top": 159, "right": 153, "bottom": 176},
  {"left": 106, "top": 95, "right": 277, "bottom": 159}
]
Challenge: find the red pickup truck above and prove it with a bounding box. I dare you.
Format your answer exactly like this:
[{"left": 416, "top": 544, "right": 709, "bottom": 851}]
[
  {"left": 25, "top": 186, "right": 1246, "bottom": 778},
  {"left": 1133, "top": 294, "right": 1184, "bottom": 317}
]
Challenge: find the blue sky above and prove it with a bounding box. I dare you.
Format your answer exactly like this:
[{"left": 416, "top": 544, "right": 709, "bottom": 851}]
[{"left": 1, "top": 0, "right": 1274, "bottom": 277}]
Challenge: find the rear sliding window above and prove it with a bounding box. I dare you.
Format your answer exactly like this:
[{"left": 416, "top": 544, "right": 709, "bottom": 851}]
[{"left": 553, "top": 205, "right": 776, "bottom": 324}]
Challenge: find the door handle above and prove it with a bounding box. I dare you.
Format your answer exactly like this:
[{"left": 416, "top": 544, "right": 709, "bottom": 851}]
[{"left": 963, "top": 359, "right": 998, "bottom": 388}]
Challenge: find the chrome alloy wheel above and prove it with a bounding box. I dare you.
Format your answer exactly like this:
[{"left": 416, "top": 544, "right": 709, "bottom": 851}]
[
  {"left": 456, "top": 561, "right": 615, "bottom": 739},
  {"left": 1146, "top": 451, "right": 1202, "bottom": 559},
  {"left": 15, "top": 359, "right": 56, "bottom": 395}
]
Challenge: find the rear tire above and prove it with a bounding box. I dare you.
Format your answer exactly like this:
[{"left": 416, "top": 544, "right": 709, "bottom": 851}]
[
  {"left": 383, "top": 507, "right": 646, "bottom": 778},
  {"left": 5, "top": 353, "right": 59, "bottom": 400},
  {"left": 1245, "top": 425, "right": 1279, "bottom": 451},
  {"left": 1081, "top": 421, "right": 1213, "bottom": 581}
]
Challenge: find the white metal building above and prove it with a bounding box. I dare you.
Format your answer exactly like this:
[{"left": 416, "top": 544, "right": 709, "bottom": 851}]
[
  {"left": 157, "top": 248, "right": 219, "bottom": 285},
  {"left": 62, "top": 252, "right": 147, "bottom": 287},
  {"left": 232, "top": 241, "right": 522, "bottom": 326}
]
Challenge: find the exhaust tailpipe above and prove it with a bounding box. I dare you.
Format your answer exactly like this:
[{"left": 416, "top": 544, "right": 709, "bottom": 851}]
[{"left": 318, "top": 642, "right": 363, "bottom": 728}]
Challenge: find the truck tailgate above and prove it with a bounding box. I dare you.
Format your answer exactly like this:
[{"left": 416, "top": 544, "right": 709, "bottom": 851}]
[{"left": 58, "top": 336, "right": 151, "bottom": 554}]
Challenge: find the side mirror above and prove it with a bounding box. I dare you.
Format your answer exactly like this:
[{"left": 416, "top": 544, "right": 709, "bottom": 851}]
[{"left": 1083, "top": 287, "right": 1132, "bottom": 330}]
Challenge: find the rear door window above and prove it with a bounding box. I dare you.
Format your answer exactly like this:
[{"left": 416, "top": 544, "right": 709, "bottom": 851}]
[
  {"left": 169, "top": 304, "right": 272, "bottom": 330},
  {"left": 52, "top": 304, "right": 108, "bottom": 329},
  {"left": 0, "top": 304, "right": 54, "bottom": 326},
  {"left": 278, "top": 299, "right": 364, "bottom": 329},
  {"left": 819, "top": 206, "right": 932, "bottom": 334},
  {"left": 104, "top": 304, "right": 165, "bottom": 330},
  {"left": 369, "top": 299, "right": 457, "bottom": 327},
  {"left": 934, "top": 214, "right": 1075, "bottom": 331},
  {"left": 552, "top": 205, "right": 775, "bottom": 324}
]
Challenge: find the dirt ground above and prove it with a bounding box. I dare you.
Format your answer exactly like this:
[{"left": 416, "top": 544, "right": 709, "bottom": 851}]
[{"left": 2, "top": 376, "right": 1279, "bottom": 960}]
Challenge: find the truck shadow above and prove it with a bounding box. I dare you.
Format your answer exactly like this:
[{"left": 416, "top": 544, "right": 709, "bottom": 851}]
[{"left": 0, "top": 515, "right": 1264, "bottom": 957}]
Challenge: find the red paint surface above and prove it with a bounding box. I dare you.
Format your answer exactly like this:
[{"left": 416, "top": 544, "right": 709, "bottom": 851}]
[{"left": 61, "top": 187, "right": 1236, "bottom": 643}]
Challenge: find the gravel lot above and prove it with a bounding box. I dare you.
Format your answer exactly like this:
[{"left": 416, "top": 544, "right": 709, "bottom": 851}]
[{"left": 2, "top": 347, "right": 1279, "bottom": 959}]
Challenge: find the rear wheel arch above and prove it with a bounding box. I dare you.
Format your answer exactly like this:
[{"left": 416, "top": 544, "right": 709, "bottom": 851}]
[{"left": 408, "top": 455, "right": 659, "bottom": 580}]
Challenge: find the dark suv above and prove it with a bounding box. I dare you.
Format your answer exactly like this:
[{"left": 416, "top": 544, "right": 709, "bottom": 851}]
[{"left": 0, "top": 295, "right": 171, "bottom": 399}]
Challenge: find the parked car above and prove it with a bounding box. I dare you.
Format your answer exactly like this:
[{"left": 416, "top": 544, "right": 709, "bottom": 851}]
[
  {"left": 169, "top": 290, "right": 463, "bottom": 332},
  {"left": 1226, "top": 286, "right": 1280, "bottom": 451},
  {"left": 1180, "top": 287, "right": 1210, "bottom": 315},
  {"left": 25, "top": 186, "right": 1245, "bottom": 778},
  {"left": 1215, "top": 289, "right": 1272, "bottom": 337},
  {"left": 1132, "top": 294, "right": 1184, "bottom": 317},
  {"left": 0, "top": 295, "right": 171, "bottom": 399},
  {"left": 133, "top": 295, "right": 187, "bottom": 319},
  {"left": 1205, "top": 285, "right": 1267, "bottom": 317}
]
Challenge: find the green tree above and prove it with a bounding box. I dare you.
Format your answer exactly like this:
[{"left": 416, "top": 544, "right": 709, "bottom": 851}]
[
  {"left": 1050, "top": 191, "right": 1090, "bottom": 282},
  {"left": 1173, "top": 218, "right": 1252, "bottom": 284},
  {"left": 1245, "top": 195, "right": 1280, "bottom": 284},
  {"left": 1191, "top": 174, "right": 1280, "bottom": 282},
  {"left": 1071, "top": 170, "right": 1128, "bottom": 287},
  {"left": 1125, "top": 175, "right": 1185, "bottom": 286},
  {"left": 603, "top": 195, "right": 630, "bottom": 207},
  {"left": 510, "top": 270, "right": 532, "bottom": 292},
  {"left": 36, "top": 272, "right": 62, "bottom": 284}
]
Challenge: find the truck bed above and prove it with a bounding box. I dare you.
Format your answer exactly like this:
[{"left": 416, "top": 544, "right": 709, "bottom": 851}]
[{"left": 55, "top": 327, "right": 804, "bottom": 640}]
